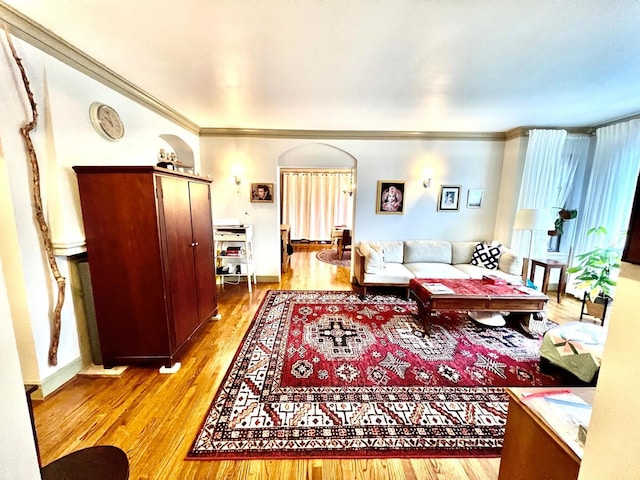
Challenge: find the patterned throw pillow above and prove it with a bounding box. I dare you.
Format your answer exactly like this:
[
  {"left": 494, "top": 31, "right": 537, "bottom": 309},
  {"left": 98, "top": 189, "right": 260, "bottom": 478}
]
[{"left": 470, "top": 241, "right": 502, "bottom": 270}]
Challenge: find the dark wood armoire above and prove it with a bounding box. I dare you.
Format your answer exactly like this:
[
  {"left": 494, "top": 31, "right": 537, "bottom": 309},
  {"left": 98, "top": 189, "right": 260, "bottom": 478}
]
[{"left": 73, "top": 166, "right": 217, "bottom": 368}]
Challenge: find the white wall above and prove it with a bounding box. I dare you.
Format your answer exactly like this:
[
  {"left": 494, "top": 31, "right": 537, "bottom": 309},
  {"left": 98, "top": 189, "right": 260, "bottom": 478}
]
[
  {"left": 495, "top": 135, "right": 528, "bottom": 249},
  {"left": 0, "top": 258, "right": 41, "bottom": 479},
  {"left": 0, "top": 34, "right": 200, "bottom": 395},
  {"left": 200, "top": 136, "right": 507, "bottom": 279}
]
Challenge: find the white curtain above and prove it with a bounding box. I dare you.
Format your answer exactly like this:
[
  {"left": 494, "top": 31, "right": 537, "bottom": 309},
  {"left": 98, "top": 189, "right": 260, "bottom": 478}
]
[
  {"left": 554, "top": 135, "right": 592, "bottom": 253},
  {"left": 571, "top": 119, "right": 640, "bottom": 286},
  {"left": 513, "top": 129, "right": 568, "bottom": 259},
  {"left": 282, "top": 171, "right": 353, "bottom": 241},
  {"left": 553, "top": 135, "right": 591, "bottom": 207}
]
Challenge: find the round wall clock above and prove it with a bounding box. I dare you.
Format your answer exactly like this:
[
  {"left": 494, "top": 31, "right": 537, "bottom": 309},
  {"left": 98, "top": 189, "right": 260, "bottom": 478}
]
[{"left": 89, "top": 102, "right": 125, "bottom": 141}]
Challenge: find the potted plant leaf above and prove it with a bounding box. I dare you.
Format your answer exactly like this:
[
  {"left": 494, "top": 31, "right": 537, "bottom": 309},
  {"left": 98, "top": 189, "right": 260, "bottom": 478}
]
[
  {"left": 567, "top": 226, "right": 624, "bottom": 322},
  {"left": 548, "top": 208, "right": 578, "bottom": 236}
]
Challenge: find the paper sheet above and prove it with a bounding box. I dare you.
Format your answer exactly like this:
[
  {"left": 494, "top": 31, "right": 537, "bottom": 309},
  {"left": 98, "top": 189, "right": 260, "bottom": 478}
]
[{"left": 521, "top": 390, "right": 592, "bottom": 458}]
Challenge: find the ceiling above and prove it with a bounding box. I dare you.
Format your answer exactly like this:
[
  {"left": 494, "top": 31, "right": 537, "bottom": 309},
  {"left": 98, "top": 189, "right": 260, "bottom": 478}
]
[{"left": 6, "top": 0, "right": 640, "bottom": 132}]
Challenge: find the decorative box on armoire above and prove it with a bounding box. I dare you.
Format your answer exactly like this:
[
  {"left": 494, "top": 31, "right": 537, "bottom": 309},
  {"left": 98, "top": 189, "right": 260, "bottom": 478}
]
[{"left": 73, "top": 166, "right": 218, "bottom": 369}]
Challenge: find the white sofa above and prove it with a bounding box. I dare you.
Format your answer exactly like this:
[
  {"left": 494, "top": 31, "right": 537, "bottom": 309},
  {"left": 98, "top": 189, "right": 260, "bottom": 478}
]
[{"left": 353, "top": 240, "right": 523, "bottom": 297}]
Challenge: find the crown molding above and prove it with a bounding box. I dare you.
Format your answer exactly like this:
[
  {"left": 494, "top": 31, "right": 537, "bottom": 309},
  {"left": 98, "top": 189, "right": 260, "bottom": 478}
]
[
  {"left": 0, "top": 2, "right": 200, "bottom": 134},
  {"left": 199, "top": 127, "right": 506, "bottom": 141}
]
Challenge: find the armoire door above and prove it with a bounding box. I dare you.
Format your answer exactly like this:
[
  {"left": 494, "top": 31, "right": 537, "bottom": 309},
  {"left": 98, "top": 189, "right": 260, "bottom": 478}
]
[
  {"left": 158, "top": 175, "right": 200, "bottom": 349},
  {"left": 188, "top": 181, "right": 218, "bottom": 322}
]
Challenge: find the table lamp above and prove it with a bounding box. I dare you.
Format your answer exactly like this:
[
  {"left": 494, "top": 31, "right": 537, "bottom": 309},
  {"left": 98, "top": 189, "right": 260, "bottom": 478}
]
[{"left": 513, "top": 208, "right": 554, "bottom": 278}]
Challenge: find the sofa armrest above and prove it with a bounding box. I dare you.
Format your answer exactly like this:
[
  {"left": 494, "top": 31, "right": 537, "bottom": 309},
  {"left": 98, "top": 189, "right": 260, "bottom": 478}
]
[{"left": 354, "top": 247, "right": 366, "bottom": 286}]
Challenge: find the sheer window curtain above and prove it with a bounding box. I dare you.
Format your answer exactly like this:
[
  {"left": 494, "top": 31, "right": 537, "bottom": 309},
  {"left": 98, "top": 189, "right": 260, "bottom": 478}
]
[
  {"left": 553, "top": 135, "right": 590, "bottom": 207},
  {"left": 282, "top": 171, "right": 353, "bottom": 241},
  {"left": 512, "top": 129, "right": 568, "bottom": 259},
  {"left": 553, "top": 135, "right": 591, "bottom": 254},
  {"left": 569, "top": 119, "right": 640, "bottom": 294}
]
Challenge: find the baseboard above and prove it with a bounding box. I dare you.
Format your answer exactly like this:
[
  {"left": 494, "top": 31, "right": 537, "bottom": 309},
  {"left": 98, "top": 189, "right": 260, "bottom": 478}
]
[
  {"left": 257, "top": 275, "right": 279, "bottom": 282},
  {"left": 77, "top": 363, "right": 128, "bottom": 377},
  {"left": 39, "top": 356, "right": 83, "bottom": 399}
]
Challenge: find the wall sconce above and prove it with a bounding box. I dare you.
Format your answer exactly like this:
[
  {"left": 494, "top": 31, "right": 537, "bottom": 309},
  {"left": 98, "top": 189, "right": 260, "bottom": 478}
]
[
  {"left": 343, "top": 176, "right": 355, "bottom": 196},
  {"left": 230, "top": 165, "right": 243, "bottom": 193},
  {"left": 422, "top": 166, "right": 434, "bottom": 188}
]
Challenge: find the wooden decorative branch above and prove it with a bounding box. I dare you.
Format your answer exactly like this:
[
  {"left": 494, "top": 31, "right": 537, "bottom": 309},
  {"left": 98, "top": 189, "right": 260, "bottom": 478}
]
[{"left": 3, "top": 24, "right": 66, "bottom": 366}]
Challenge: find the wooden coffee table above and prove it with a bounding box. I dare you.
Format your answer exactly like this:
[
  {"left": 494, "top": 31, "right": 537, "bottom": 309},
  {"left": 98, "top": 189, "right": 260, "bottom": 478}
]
[{"left": 409, "top": 278, "right": 549, "bottom": 337}]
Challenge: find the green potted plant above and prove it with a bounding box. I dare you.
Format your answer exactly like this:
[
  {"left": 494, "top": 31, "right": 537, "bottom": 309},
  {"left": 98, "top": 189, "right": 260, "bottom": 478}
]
[
  {"left": 548, "top": 208, "right": 578, "bottom": 236},
  {"left": 567, "top": 226, "right": 624, "bottom": 321}
]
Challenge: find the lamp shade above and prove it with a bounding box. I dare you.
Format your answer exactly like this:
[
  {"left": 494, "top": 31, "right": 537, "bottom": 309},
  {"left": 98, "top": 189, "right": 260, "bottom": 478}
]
[{"left": 513, "top": 208, "right": 554, "bottom": 231}]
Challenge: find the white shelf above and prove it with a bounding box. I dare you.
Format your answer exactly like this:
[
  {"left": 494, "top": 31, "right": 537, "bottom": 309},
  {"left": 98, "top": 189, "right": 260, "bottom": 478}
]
[{"left": 214, "top": 225, "right": 257, "bottom": 292}]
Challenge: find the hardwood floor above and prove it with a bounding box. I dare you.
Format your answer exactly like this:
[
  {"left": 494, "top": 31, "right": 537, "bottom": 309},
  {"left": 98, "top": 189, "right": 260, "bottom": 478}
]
[{"left": 32, "top": 245, "right": 587, "bottom": 479}]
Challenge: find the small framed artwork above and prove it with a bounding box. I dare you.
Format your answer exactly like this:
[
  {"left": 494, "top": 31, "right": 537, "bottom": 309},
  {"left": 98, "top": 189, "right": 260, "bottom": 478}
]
[
  {"left": 438, "top": 185, "right": 461, "bottom": 211},
  {"left": 250, "top": 183, "right": 274, "bottom": 203},
  {"left": 376, "top": 180, "right": 405, "bottom": 214},
  {"left": 467, "top": 189, "right": 484, "bottom": 208}
]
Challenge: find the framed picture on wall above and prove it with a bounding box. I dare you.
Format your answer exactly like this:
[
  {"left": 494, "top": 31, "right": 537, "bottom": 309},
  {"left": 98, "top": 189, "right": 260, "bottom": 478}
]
[
  {"left": 467, "top": 189, "right": 484, "bottom": 208},
  {"left": 376, "top": 180, "right": 405, "bottom": 214},
  {"left": 250, "top": 183, "right": 274, "bottom": 203},
  {"left": 438, "top": 185, "right": 461, "bottom": 211}
]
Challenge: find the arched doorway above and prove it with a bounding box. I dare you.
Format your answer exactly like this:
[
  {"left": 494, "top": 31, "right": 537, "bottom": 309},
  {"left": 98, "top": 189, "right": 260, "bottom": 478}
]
[{"left": 277, "top": 143, "right": 357, "bottom": 242}]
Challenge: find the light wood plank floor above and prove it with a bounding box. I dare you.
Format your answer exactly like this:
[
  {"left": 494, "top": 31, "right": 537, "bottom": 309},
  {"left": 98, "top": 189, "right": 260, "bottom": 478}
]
[{"left": 32, "top": 245, "right": 589, "bottom": 479}]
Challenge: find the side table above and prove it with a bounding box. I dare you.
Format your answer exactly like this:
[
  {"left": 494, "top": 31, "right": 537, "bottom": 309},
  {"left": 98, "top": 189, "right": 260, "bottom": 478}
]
[
  {"left": 25, "top": 384, "right": 41, "bottom": 466},
  {"left": 529, "top": 259, "right": 567, "bottom": 303},
  {"left": 498, "top": 387, "right": 593, "bottom": 480}
]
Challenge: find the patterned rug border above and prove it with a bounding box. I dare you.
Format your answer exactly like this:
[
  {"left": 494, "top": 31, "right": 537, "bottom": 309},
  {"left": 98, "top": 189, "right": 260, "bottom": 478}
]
[{"left": 188, "top": 289, "right": 556, "bottom": 460}]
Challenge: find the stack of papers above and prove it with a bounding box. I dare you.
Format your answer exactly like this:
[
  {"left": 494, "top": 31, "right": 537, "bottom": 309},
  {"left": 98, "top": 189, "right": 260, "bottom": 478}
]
[{"left": 422, "top": 282, "right": 454, "bottom": 294}]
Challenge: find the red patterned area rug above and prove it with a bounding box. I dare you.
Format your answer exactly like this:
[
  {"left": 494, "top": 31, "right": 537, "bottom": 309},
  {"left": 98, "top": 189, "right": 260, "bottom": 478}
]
[
  {"left": 189, "top": 290, "right": 566, "bottom": 460},
  {"left": 316, "top": 248, "right": 351, "bottom": 267}
]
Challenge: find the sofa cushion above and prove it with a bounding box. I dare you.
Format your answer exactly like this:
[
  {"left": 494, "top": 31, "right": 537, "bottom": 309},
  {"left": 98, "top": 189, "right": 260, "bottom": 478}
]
[
  {"left": 360, "top": 263, "right": 414, "bottom": 285},
  {"left": 358, "top": 242, "right": 385, "bottom": 273},
  {"left": 454, "top": 264, "right": 522, "bottom": 284},
  {"left": 404, "top": 240, "right": 452, "bottom": 264},
  {"left": 470, "top": 241, "right": 502, "bottom": 270},
  {"left": 405, "top": 262, "right": 470, "bottom": 279},
  {"left": 371, "top": 241, "right": 404, "bottom": 263},
  {"left": 452, "top": 241, "right": 479, "bottom": 264}
]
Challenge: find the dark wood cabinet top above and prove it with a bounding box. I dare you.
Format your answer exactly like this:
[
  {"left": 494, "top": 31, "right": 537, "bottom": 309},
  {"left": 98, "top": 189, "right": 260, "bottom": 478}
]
[{"left": 72, "top": 165, "right": 212, "bottom": 183}]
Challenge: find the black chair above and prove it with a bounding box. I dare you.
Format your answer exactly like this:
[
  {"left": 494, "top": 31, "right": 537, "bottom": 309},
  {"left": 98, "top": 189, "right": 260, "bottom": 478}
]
[
  {"left": 339, "top": 229, "right": 352, "bottom": 260},
  {"left": 41, "top": 446, "right": 130, "bottom": 480}
]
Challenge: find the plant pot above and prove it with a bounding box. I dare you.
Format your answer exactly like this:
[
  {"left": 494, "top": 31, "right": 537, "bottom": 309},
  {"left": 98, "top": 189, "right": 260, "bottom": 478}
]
[
  {"left": 548, "top": 229, "right": 559, "bottom": 237},
  {"left": 585, "top": 299, "right": 605, "bottom": 319},
  {"left": 558, "top": 209, "right": 578, "bottom": 220},
  {"left": 581, "top": 293, "right": 613, "bottom": 325}
]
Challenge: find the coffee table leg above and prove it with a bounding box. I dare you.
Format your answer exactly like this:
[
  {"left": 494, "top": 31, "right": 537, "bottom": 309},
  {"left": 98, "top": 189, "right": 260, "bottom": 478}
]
[
  {"left": 412, "top": 297, "right": 426, "bottom": 321},
  {"left": 421, "top": 307, "right": 435, "bottom": 334},
  {"left": 410, "top": 291, "right": 432, "bottom": 334}
]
